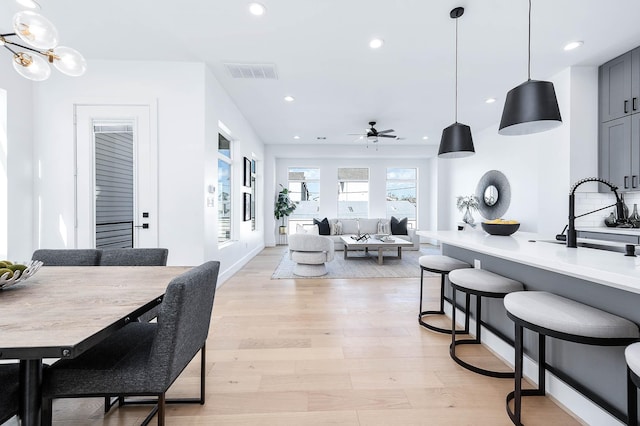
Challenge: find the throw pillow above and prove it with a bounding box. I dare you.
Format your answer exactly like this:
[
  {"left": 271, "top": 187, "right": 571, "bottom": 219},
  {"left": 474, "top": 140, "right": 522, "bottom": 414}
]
[
  {"left": 313, "top": 217, "right": 330, "bottom": 235},
  {"left": 296, "top": 224, "right": 307, "bottom": 234},
  {"left": 335, "top": 221, "right": 343, "bottom": 235},
  {"left": 377, "top": 219, "right": 390, "bottom": 234},
  {"left": 390, "top": 216, "right": 408, "bottom": 235}
]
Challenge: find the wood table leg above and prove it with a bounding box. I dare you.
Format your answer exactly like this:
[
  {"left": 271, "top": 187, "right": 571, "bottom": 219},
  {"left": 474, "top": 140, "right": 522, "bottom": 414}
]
[{"left": 378, "top": 248, "right": 383, "bottom": 265}]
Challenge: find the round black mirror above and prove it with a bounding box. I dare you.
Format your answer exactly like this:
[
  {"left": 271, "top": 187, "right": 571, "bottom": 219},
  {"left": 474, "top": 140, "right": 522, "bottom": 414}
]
[{"left": 475, "top": 170, "right": 511, "bottom": 219}]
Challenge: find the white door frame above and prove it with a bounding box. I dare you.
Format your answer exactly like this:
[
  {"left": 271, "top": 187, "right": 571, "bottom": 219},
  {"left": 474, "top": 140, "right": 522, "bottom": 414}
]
[{"left": 74, "top": 102, "right": 158, "bottom": 248}]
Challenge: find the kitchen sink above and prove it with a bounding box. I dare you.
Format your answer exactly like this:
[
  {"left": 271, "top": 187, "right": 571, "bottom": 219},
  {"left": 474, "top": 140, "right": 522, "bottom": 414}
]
[{"left": 534, "top": 239, "right": 631, "bottom": 254}]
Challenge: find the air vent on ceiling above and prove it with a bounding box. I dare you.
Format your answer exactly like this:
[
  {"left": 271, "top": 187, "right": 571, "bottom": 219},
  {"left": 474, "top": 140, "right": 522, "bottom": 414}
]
[{"left": 224, "top": 63, "right": 278, "bottom": 80}]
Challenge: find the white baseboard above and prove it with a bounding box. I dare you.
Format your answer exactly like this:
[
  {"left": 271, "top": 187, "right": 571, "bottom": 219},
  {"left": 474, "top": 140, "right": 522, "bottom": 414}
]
[
  {"left": 217, "top": 244, "right": 264, "bottom": 286},
  {"left": 444, "top": 302, "right": 623, "bottom": 426}
]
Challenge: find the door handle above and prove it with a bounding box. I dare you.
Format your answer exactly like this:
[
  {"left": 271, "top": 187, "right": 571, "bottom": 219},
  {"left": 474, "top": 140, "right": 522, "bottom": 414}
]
[
  {"left": 625, "top": 176, "right": 630, "bottom": 189},
  {"left": 134, "top": 224, "right": 149, "bottom": 229},
  {"left": 634, "top": 175, "right": 638, "bottom": 188},
  {"left": 625, "top": 100, "right": 629, "bottom": 114},
  {"left": 634, "top": 98, "right": 638, "bottom": 111}
]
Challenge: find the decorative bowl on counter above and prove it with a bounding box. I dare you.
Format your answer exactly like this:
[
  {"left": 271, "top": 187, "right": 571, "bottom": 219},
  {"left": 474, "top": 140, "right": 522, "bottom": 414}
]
[
  {"left": 0, "top": 260, "right": 43, "bottom": 290},
  {"left": 481, "top": 220, "right": 520, "bottom": 236}
]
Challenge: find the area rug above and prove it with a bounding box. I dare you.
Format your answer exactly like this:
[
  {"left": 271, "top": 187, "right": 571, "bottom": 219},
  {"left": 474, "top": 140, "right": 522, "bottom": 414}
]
[{"left": 271, "top": 246, "right": 441, "bottom": 279}]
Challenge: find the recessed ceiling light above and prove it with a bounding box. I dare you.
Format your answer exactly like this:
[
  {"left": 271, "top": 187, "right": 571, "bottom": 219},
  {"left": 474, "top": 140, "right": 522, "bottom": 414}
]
[
  {"left": 564, "top": 41, "right": 583, "bottom": 51},
  {"left": 369, "top": 38, "right": 384, "bottom": 49},
  {"left": 293, "top": 135, "right": 300, "bottom": 140},
  {"left": 248, "top": 2, "right": 266, "bottom": 16},
  {"left": 485, "top": 98, "right": 496, "bottom": 104},
  {"left": 284, "top": 95, "right": 295, "bottom": 102},
  {"left": 422, "top": 136, "right": 429, "bottom": 140}
]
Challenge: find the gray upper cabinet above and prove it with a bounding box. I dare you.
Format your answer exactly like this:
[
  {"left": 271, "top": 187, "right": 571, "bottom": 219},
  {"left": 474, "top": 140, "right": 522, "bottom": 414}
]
[
  {"left": 599, "top": 47, "right": 640, "bottom": 191},
  {"left": 600, "top": 51, "right": 633, "bottom": 122}
]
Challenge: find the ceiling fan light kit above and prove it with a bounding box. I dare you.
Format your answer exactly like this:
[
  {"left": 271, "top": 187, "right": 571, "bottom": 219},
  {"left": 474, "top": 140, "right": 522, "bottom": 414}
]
[
  {"left": 499, "top": 0, "right": 562, "bottom": 135},
  {"left": 1, "top": 6, "right": 86, "bottom": 81},
  {"left": 438, "top": 6, "right": 475, "bottom": 159}
]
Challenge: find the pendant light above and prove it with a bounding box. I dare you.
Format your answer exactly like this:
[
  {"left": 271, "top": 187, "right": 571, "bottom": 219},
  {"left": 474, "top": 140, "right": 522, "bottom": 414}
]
[
  {"left": 498, "top": 0, "right": 562, "bottom": 135},
  {"left": 438, "top": 7, "right": 475, "bottom": 159}
]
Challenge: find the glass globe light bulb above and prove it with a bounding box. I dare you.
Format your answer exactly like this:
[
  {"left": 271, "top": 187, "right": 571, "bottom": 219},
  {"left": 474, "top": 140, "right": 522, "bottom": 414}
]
[
  {"left": 13, "top": 52, "right": 51, "bottom": 81},
  {"left": 15, "top": 0, "right": 41, "bottom": 10},
  {"left": 52, "top": 46, "right": 87, "bottom": 76},
  {"left": 13, "top": 11, "right": 59, "bottom": 50}
]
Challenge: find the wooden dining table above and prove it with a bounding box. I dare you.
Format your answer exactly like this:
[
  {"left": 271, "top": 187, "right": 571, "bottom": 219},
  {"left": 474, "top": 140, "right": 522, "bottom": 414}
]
[{"left": 0, "top": 265, "right": 191, "bottom": 426}]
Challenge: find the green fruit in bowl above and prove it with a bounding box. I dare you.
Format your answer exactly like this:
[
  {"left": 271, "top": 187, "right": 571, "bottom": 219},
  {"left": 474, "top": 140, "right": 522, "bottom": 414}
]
[
  {"left": 7, "top": 264, "right": 27, "bottom": 273},
  {"left": 1, "top": 260, "right": 13, "bottom": 266},
  {"left": 0, "top": 268, "right": 13, "bottom": 278}
]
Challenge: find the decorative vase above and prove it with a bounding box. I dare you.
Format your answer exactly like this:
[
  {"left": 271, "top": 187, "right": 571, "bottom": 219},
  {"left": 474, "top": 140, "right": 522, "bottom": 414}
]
[
  {"left": 621, "top": 194, "right": 630, "bottom": 221},
  {"left": 462, "top": 207, "right": 474, "bottom": 225},
  {"left": 630, "top": 204, "right": 640, "bottom": 228},
  {"left": 604, "top": 211, "right": 617, "bottom": 227},
  {"left": 279, "top": 225, "right": 287, "bottom": 235}
]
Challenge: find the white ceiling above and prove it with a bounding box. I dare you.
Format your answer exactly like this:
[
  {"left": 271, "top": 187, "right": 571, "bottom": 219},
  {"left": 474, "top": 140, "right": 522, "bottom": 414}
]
[{"left": 4, "top": 0, "right": 640, "bottom": 150}]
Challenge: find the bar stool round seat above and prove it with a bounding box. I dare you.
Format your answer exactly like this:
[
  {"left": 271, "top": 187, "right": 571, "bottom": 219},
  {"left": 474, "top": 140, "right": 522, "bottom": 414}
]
[
  {"left": 504, "top": 291, "right": 640, "bottom": 426},
  {"left": 448, "top": 268, "right": 524, "bottom": 378},
  {"left": 418, "top": 255, "right": 471, "bottom": 334},
  {"left": 625, "top": 342, "right": 640, "bottom": 426}
]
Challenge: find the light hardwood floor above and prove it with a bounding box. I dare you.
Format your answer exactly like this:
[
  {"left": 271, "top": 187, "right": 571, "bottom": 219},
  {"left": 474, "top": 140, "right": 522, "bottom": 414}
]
[{"left": 42, "top": 246, "right": 583, "bottom": 425}]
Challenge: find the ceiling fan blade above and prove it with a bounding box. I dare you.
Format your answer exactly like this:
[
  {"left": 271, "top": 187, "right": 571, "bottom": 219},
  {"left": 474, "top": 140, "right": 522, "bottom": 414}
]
[
  {"left": 377, "top": 129, "right": 395, "bottom": 134},
  {"left": 378, "top": 134, "right": 397, "bottom": 138},
  {"left": 347, "top": 133, "right": 365, "bottom": 136}
]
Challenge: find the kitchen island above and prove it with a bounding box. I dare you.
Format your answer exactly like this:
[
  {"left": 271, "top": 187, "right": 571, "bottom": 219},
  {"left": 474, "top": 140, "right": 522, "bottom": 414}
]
[{"left": 418, "top": 229, "right": 640, "bottom": 425}]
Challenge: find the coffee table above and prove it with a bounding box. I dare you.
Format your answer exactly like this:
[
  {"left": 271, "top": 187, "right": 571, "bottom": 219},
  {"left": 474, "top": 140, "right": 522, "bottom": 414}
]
[{"left": 340, "top": 235, "right": 413, "bottom": 265}]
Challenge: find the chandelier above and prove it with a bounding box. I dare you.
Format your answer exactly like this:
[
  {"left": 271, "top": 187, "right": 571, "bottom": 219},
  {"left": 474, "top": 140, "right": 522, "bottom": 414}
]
[{"left": 0, "top": 1, "right": 86, "bottom": 81}]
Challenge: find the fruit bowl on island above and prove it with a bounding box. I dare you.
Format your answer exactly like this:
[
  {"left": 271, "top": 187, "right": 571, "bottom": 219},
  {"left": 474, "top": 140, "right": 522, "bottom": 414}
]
[{"left": 481, "top": 219, "right": 520, "bottom": 236}]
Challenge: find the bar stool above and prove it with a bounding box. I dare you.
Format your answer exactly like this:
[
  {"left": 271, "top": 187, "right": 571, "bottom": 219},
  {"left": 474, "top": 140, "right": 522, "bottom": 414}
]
[
  {"left": 448, "top": 268, "right": 524, "bottom": 378},
  {"left": 504, "top": 291, "right": 640, "bottom": 426},
  {"left": 419, "top": 255, "right": 471, "bottom": 334},
  {"left": 625, "top": 342, "right": 640, "bottom": 426}
]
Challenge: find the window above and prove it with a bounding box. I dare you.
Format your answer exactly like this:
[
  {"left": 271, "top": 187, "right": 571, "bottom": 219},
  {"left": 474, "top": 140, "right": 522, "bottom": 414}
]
[
  {"left": 218, "top": 133, "right": 232, "bottom": 243},
  {"left": 288, "top": 168, "right": 319, "bottom": 232},
  {"left": 386, "top": 168, "right": 417, "bottom": 228},
  {"left": 338, "top": 168, "right": 369, "bottom": 218}
]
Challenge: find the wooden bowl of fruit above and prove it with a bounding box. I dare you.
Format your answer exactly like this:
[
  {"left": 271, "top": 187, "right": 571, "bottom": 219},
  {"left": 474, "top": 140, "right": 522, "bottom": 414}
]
[{"left": 481, "top": 219, "right": 520, "bottom": 236}]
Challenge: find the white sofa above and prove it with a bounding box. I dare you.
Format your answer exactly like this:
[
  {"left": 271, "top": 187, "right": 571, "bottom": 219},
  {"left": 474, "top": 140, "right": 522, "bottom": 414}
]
[{"left": 325, "top": 218, "right": 419, "bottom": 251}]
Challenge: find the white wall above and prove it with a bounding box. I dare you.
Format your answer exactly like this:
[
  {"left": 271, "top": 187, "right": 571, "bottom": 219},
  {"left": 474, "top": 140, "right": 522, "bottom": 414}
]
[
  {"left": 0, "top": 70, "right": 34, "bottom": 261},
  {"left": 0, "top": 61, "right": 264, "bottom": 279},
  {"left": 263, "top": 143, "right": 434, "bottom": 246},
  {"left": 437, "top": 67, "right": 599, "bottom": 237}
]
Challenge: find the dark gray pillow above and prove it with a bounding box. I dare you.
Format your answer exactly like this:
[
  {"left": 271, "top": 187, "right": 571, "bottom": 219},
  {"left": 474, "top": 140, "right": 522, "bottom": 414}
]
[
  {"left": 390, "top": 216, "right": 408, "bottom": 235},
  {"left": 313, "top": 218, "right": 330, "bottom": 235}
]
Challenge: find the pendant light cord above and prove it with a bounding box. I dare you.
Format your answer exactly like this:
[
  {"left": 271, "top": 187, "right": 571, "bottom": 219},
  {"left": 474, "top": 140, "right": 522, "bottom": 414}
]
[
  {"left": 527, "top": 0, "right": 531, "bottom": 80},
  {"left": 455, "top": 15, "right": 458, "bottom": 122}
]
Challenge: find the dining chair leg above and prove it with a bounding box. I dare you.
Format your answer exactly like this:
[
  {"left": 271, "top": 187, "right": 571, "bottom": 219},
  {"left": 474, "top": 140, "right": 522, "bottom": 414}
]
[
  {"left": 200, "top": 343, "right": 206, "bottom": 404},
  {"left": 41, "top": 397, "right": 53, "bottom": 426}
]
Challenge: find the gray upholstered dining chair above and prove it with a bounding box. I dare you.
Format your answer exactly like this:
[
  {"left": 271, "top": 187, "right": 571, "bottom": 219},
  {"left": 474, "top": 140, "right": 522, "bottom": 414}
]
[
  {"left": 41, "top": 260, "right": 220, "bottom": 426},
  {"left": 31, "top": 249, "right": 101, "bottom": 266},
  {"left": 99, "top": 248, "right": 168, "bottom": 267},
  {"left": 0, "top": 363, "right": 20, "bottom": 425}
]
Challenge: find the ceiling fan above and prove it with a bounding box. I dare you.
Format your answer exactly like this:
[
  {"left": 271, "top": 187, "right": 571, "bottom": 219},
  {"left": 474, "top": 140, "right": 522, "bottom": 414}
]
[{"left": 348, "top": 121, "right": 397, "bottom": 148}]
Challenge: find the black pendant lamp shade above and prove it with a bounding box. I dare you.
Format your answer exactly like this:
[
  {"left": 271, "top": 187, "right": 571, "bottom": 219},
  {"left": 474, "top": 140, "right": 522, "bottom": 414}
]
[
  {"left": 438, "top": 122, "right": 474, "bottom": 158},
  {"left": 437, "top": 6, "right": 475, "bottom": 159},
  {"left": 498, "top": 79, "right": 562, "bottom": 135},
  {"left": 499, "top": 0, "right": 562, "bottom": 136}
]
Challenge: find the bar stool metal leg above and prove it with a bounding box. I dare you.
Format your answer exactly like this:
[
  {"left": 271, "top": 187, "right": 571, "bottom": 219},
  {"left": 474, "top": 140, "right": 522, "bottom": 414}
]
[
  {"left": 450, "top": 287, "right": 513, "bottom": 378},
  {"left": 419, "top": 267, "right": 469, "bottom": 335}
]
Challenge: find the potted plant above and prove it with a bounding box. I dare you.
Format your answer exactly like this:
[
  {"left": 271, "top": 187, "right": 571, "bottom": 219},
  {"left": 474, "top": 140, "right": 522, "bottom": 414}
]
[
  {"left": 456, "top": 194, "right": 479, "bottom": 225},
  {"left": 274, "top": 185, "right": 297, "bottom": 234}
]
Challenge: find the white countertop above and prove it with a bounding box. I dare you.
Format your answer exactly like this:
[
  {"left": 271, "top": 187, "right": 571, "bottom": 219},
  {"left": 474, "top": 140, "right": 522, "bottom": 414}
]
[{"left": 418, "top": 230, "right": 640, "bottom": 294}]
